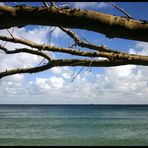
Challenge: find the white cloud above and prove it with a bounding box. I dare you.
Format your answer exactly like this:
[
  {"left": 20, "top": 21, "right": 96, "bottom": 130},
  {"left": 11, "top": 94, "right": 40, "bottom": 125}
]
[
  {"left": 36, "top": 76, "right": 64, "bottom": 90},
  {"left": 74, "top": 2, "right": 110, "bottom": 9},
  {"left": 51, "top": 67, "right": 63, "bottom": 74},
  {"left": 0, "top": 25, "right": 67, "bottom": 73},
  {"left": 49, "top": 76, "right": 64, "bottom": 88},
  {"left": 0, "top": 25, "right": 148, "bottom": 104},
  {"left": 51, "top": 67, "right": 71, "bottom": 79},
  {"left": 129, "top": 42, "right": 148, "bottom": 56},
  {"left": 11, "top": 74, "right": 24, "bottom": 82},
  {"left": 16, "top": 26, "right": 50, "bottom": 44},
  {"left": 36, "top": 78, "right": 51, "bottom": 90},
  {"left": 107, "top": 65, "right": 136, "bottom": 77},
  {"left": 1, "top": 59, "right": 148, "bottom": 104},
  {"left": 0, "top": 2, "right": 5, "bottom": 5},
  {"left": 0, "top": 26, "right": 53, "bottom": 72},
  {"left": 28, "top": 42, "right": 148, "bottom": 104},
  {"left": 135, "top": 42, "right": 148, "bottom": 55},
  {"left": 0, "top": 26, "right": 59, "bottom": 103}
]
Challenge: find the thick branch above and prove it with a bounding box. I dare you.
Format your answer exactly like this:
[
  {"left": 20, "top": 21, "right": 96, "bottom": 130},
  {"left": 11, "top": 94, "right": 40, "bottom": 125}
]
[
  {"left": 1, "top": 36, "right": 148, "bottom": 64},
  {"left": 1, "top": 56, "right": 148, "bottom": 79},
  {"left": 0, "top": 35, "right": 119, "bottom": 53},
  {"left": 51, "top": 58, "right": 148, "bottom": 67},
  {"left": 0, "top": 5, "right": 148, "bottom": 42},
  {"left": 0, "top": 63, "right": 52, "bottom": 79}
]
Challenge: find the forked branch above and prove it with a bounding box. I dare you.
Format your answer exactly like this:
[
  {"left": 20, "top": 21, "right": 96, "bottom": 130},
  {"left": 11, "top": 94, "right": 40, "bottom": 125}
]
[{"left": 0, "top": 2, "right": 148, "bottom": 79}]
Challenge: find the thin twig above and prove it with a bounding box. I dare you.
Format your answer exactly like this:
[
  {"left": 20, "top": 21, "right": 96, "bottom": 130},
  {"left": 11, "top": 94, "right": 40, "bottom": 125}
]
[
  {"left": 37, "top": 58, "right": 46, "bottom": 67},
  {"left": 43, "top": 2, "right": 49, "bottom": 8},
  {"left": 110, "top": 2, "right": 133, "bottom": 19},
  {"left": 3, "top": 28, "right": 15, "bottom": 48},
  {"left": 50, "top": 2, "right": 55, "bottom": 7},
  {"left": 83, "top": 38, "right": 90, "bottom": 44},
  {"left": 71, "top": 66, "right": 84, "bottom": 82},
  {"left": 86, "top": 57, "right": 94, "bottom": 73},
  {"left": 49, "top": 27, "right": 56, "bottom": 45},
  {"left": 7, "top": 29, "right": 14, "bottom": 39},
  {"left": 3, "top": 41, "right": 7, "bottom": 48},
  {"left": 71, "top": 66, "right": 77, "bottom": 78},
  {"left": 68, "top": 43, "right": 76, "bottom": 48}
]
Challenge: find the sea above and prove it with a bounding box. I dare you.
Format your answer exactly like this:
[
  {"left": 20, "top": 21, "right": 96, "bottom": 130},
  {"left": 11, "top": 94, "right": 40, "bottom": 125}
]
[{"left": 0, "top": 104, "right": 148, "bottom": 146}]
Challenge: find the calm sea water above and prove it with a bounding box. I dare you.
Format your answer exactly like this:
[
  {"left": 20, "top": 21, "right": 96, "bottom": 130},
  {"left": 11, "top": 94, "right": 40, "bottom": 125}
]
[{"left": 0, "top": 104, "right": 148, "bottom": 146}]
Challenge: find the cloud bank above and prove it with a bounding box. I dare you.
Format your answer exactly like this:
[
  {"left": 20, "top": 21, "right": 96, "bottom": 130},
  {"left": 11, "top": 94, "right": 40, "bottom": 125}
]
[{"left": 0, "top": 25, "right": 148, "bottom": 104}]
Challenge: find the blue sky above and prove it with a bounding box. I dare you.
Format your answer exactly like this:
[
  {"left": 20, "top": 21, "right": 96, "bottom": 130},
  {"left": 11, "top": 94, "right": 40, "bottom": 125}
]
[{"left": 0, "top": 2, "right": 148, "bottom": 104}]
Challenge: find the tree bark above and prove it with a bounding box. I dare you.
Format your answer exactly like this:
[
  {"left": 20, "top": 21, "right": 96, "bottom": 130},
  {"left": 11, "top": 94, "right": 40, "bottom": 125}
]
[{"left": 0, "top": 5, "right": 148, "bottom": 42}]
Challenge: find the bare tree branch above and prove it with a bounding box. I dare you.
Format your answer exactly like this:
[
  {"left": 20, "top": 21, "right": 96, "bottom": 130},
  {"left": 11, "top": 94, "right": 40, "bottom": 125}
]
[
  {"left": 1, "top": 35, "right": 148, "bottom": 64},
  {"left": 0, "top": 3, "right": 148, "bottom": 79},
  {"left": 0, "top": 5, "right": 147, "bottom": 42},
  {"left": 1, "top": 55, "right": 148, "bottom": 79},
  {"left": 59, "top": 27, "right": 121, "bottom": 53},
  {"left": 0, "top": 62, "right": 52, "bottom": 79},
  {"left": 0, "top": 45, "right": 51, "bottom": 61}
]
